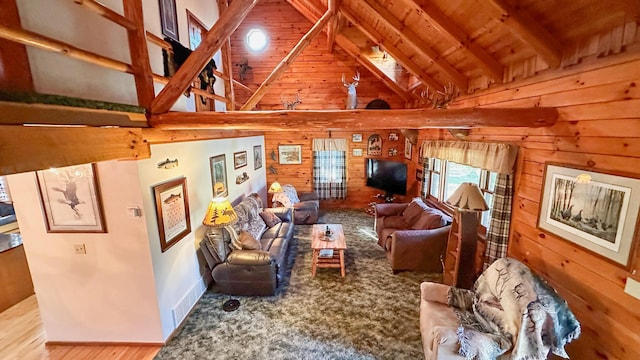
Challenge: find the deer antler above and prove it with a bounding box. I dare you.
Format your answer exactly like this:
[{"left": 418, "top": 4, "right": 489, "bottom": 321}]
[
  {"left": 353, "top": 71, "right": 360, "bottom": 82},
  {"left": 281, "top": 93, "right": 302, "bottom": 110},
  {"left": 420, "top": 82, "right": 459, "bottom": 109}
]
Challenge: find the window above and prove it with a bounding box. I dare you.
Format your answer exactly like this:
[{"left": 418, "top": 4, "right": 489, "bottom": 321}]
[
  {"left": 422, "top": 158, "right": 497, "bottom": 228},
  {"left": 313, "top": 150, "right": 347, "bottom": 200},
  {"left": 246, "top": 28, "right": 268, "bottom": 52}
]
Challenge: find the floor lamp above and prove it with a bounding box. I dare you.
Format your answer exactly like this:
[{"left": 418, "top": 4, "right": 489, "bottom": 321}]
[
  {"left": 445, "top": 182, "right": 489, "bottom": 289},
  {"left": 202, "top": 195, "right": 240, "bottom": 311}
]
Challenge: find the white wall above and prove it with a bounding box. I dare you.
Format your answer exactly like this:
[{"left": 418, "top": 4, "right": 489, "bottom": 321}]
[
  {"left": 136, "top": 136, "right": 266, "bottom": 339},
  {"left": 16, "top": 0, "right": 223, "bottom": 111},
  {"left": 7, "top": 161, "right": 164, "bottom": 343}
]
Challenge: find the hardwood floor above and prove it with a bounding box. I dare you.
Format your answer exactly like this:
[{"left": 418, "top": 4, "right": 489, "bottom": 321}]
[{"left": 0, "top": 295, "right": 160, "bottom": 360}]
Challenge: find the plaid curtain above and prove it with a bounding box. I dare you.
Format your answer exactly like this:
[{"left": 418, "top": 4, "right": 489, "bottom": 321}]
[
  {"left": 483, "top": 173, "right": 514, "bottom": 270},
  {"left": 420, "top": 158, "right": 430, "bottom": 199},
  {"left": 313, "top": 150, "right": 347, "bottom": 200}
]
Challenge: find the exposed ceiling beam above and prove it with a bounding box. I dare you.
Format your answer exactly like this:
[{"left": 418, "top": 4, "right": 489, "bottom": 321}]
[
  {"left": 142, "top": 129, "right": 263, "bottom": 144},
  {"left": 151, "top": 107, "right": 558, "bottom": 130},
  {"left": 339, "top": 6, "right": 443, "bottom": 91},
  {"left": 123, "top": 0, "right": 155, "bottom": 110},
  {"left": 326, "top": 0, "right": 338, "bottom": 52},
  {"left": 216, "top": 0, "right": 236, "bottom": 110},
  {"left": 486, "top": 0, "right": 563, "bottom": 68},
  {"left": 356, "top": 0, "right": 468, "bottom": 92},
  {"left": 336, "top": 34, "right": 412, "bottom": 102},
  {"left": 0, "top": 126, "right": 150, "bottom": 176},
  {"left": 240, "top": 10, "right": 335, "bottom": 110},
  {"left": 150, "top": 0, "right": 259, "bottom": 115},
  {"left": 413, "top": 0, "right": 504, "bottom": 82}
]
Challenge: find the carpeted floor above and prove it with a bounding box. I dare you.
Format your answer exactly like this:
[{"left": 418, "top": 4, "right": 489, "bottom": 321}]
[{"left": 154, "top": 209, "right": 442, "bottom": 360}]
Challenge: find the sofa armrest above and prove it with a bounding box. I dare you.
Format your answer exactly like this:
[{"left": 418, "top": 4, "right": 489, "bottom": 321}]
[
  {"left": 374, "top": 203, "right": 408, "bottom": 217},
  {"left": 299, "top": 191, "right": 319, "bottom": 202},
  {"left": 391, "top": 226, "right": 451, "bottom": 250},
  {"left": 227, "top": 250, "right": 274, "bottom": 266},
  {"left": 421, "top": 282, "right": 452, "bottom": 304},
  {"left": 264, "top": 207, "right": 293, "bottom": 223},
  {"left": 388, "top": 225, "right": 451, "bottom": 273}
]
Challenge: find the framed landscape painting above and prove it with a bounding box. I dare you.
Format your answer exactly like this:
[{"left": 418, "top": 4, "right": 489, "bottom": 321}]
[
  {"left": 234, "top": 151, "right": 248, "bottom": 169},
  {"left": 210, "top": 154, "right": 228, "bottom": 197},
  {"left": 278, "top": 145, "right": 302, "bottom": 164},
  {"left": 254, "top": 145, "right": 263, "bottom": 170},
  {"left": 36, "top": 163, "right": 106, "bottom": 233},
  {"left": 153, "top": 177, "right": 191, "bottom": 253},
  {"left": 538, "top": 163, "right": 640, "bottom": 267}
]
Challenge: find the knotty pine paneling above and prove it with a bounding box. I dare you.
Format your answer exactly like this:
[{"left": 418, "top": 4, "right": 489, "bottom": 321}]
[
  {"left": 229, "top": 0, "right": 405, "bottom": 111},
  {"left": 264, "top": 129, "right": 417, "bottom": 210},
  {"left": 418, "top": 52, "right": 640, "bottom": 359}
]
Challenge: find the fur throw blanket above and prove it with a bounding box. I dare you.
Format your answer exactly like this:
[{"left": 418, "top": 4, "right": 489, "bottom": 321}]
[{"left": 448, "top": 258, "right": 581, "bottom": 360}]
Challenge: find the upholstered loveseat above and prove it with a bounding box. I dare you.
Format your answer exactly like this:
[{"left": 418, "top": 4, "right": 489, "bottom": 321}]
[
  {"left": 375, "top": 197, "right": 452, "bottom": 273},
  {"left": 200, "top": 194, "right": 294, "bottom": 296}
]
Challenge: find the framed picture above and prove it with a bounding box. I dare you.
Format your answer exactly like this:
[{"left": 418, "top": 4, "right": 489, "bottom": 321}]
[
  {"left": 538, "top": 163, "right": 640, "bottom": 267},
  {"left": 416, "top": 168, "right": 423, "bottom": 182},
  {"left": 352, "top": 148, "right": 363, "bottom": 157},
  {"left": 352, "top": 133, "right": 362, "bottom": 142},
  {"left": 388, "top": 132, "right": 399, "bottom": 141},
  {"left": 159, "top": 0, "right": 179, "bottom": 41},
  {"left": 36, "top": 164, "right": 106, "bottom": 233},
  {"left": 278, "top": 145, "right": 302, "bottom": 164},
  {"left": 367, "top": 134, "right": 382, "bottom": 156},
  {"left": 404, "top": 137, "right": 412, "bottom": 160},
  {"left": 153, "top": 177, "right": 191, "bottom": 253},
  {"left": 209, "top": 154, "right": 228, "bottom": 197},
  {"left": 254, "top": 145, "right": 263, "bottom": 170},
  {"left": 234, "top": 151, "right": 248, "bottom": 169}
]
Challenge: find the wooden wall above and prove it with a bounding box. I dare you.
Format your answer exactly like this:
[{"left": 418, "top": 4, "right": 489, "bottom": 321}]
[
  {"left": 417, "top": 52, "right": 640, "bottom": 359},
  {"left": 229, "top": 0, "right": 405, "bottom": 110}
]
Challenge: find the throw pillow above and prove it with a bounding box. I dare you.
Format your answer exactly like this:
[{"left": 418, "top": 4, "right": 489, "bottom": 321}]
[
  {"left": 384, "top": 215, "right": 408, "bottom": 229},
  {"left": 260, "top": 210, "right": 282, "bottom": 227},
  {"left": 238, "top": 230, "right": 262, "bottom": 250},
  {"left": 402, "top": 198, "right": 428, "bottom": 222}
]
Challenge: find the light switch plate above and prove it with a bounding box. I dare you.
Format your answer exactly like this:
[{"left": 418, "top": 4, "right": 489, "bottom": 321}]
[
  {"left": 73, "top": 243, "right": 86, "bottom": 255},
  {"left": 624, "top": 277, "right": 640, "bottom": 300}
]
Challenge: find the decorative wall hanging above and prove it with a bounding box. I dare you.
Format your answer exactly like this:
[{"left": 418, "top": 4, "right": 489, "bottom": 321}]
[
  {"left": 352, "top": 134, "right": 362, "bottom": 142},
  {"left": 538, "top": 163, "right": 640, "bottom": 267},
  {"left": 159, "top": 0, "right": 179, "bottom": 41},
  {"left": 153, "top": 177, "right": 191, "bottom": 253},
  {"left": 388, "top": 133, "right": 398, "bottom": 141},
  {"left": 36, "top": 163, "right": 106, "bottom": 233},
  {"left": 367, "top": 134, "right": 382, "bottom": 156},
  {"left": 234, "top": 151, "right": 248, "bottom": 169},
  {"left": 352, "top": 148, "right": 363, "bottom": 157},
  {"left": 404, "top": 137, "right": 412, "bottom": 160},
  {"left": 254, "top": 145, "right": 263, "bottom": 170},
  {"left": 210, "top": 154, "right": 228, "bottom": 197},
  {"left": 278, "top": 145, "right": 302, "bottom": 164},
  {"left": 388, "top": 148, "right": 398, "bottom": 156},
  {"left": 416, "top": 168, "right": 423, "bottom": 182},
  {"left": 236, "top": 172, "right": 250, "bottom": 184},
  {"left": 157, "top": 158, "right": 179, "bottom": 169}
]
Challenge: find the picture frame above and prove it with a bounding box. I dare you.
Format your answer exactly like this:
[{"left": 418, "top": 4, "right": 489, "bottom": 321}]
[
  {"left": 254, "top": 145, "right": 263, "bottom": 170},
  {"left": 278, "top": 145, "right": 302, "bottom": 164},
  {"left": 209, "top": 154, "right": 228, "bottom": 197},
  {"left": 367, "top": 134, "right": 382, "bottom": 156},
  {"left": 352, "top": 148, "right": 363, "bottom": 157},
  {"left": 416, "top": 168, "right": 423, "bottom": 182},
  {"left": 352, "top": 133, "right": 362, "bottom": 142},
  {"left": 388, "top": 132, "right": 398, "bottom": 141},
  {"left": 538, "top": 162, "right": 640, "bottom": 267},
  {"left": 158, "top": 0, "right": 179, "bottom": 41},
  {"left": 36, "top": 163, "right": 106, "bottom": 233},
  {"left": 404, "top": 137, "right": 412, "bottom": 160},
  {"left": 153, "top": 177, "right": 191, "bottom": 253},
  {"left": 234, "top": 151, "right": 248, "bottom": 169}
]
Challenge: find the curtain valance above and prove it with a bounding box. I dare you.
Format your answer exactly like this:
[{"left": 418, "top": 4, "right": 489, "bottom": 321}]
[
  {"left": 420, "top": 140, "right": 518, "bottom": 174},
  {"left": 312, "top": 138, "right": 347, "bottom": 151}
]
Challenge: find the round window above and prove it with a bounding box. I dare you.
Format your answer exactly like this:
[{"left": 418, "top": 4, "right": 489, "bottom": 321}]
[{"left": 246, "top": 29, "right": 268, "bottom": 52}]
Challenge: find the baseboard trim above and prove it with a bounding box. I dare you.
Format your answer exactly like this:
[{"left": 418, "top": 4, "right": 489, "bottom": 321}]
[{"left": 45, "top": 341, "right": 164, "bottom": 347}]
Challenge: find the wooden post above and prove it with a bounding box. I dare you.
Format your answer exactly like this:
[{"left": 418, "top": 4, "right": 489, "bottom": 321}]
[
  {"left": 123, "top": 0, "right": 155, "bottom": 110},
  {"left": 217, "top": 0, "right": 236, "bottom": 110},
  {"left": 0, "top": 0, "right": 33, "bottom": 91}
]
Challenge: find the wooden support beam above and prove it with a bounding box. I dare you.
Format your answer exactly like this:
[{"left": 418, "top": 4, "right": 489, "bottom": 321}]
[
  {"left": 0, "top": 126, "right": 150, "bottom": 175},
  {"left": 217, "top": 0, "right": 236, "bottom": 111},
  {"left": 486, "top": 0, "right": 563, "bottom": 68},
  {"left": 0, "top": 101, "right": 147, "bottom": 127},
  {"left": 0, "top": 0, "right": 33, "bottom": 92},
  {"left": 233, "top": 80, "right": 255, "bottom": 94},
  {"left": 335, "top": 34, "right": 412, "bottom": 102},
  {"left": 142, "top": 128, "right": 262, "bottom": 144},
  {"left": 356, "top": 0, "right": 468, "bottom": 91},
  {"left": 413, "top": 0, "right": 504, "bottom": 82},
  {"left": 240, "top": 10, "right": 335, "bottom": 110},
  {"left": 326, "top": 0, "right": 339, "bottom": 53},
  {"left": 339, "top": 6, "right": 443, "bottom": 91},
  {"left": 150, "top": 0, "right": 259, "bottom": 115},
  {"left": 72, "top": 0, "right": 136, "bottom": 30},
  {"left": 151, "top": 107, "right": 559, "bottom": 130},
  {"left": 124, "top": 0, "right": 155, "bottom": 110}
]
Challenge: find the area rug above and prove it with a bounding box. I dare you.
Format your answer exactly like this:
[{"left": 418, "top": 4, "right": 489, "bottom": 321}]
[{"left": 154, "top": 209, "right": 442, "bottom": 360}]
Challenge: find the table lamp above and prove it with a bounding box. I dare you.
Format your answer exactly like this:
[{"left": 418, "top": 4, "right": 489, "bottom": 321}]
[
  {"left": 268, "top": 181, "right": 288, "bottom": 207},
  {"left": 268, "top": 181, "right": 283, "bottom": 194},
  {"left": 202, "top": 195, "right": 239, "bottom": 311},
  {"left": 445, "top": 182, "right": 489, "bottom": 289}
]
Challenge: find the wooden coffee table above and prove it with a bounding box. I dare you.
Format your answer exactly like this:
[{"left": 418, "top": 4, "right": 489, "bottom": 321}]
[{"left": 311, "top": 224, "right": 346, "bottom": 277}]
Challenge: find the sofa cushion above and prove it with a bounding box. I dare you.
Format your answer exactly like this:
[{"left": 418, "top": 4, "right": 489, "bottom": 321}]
[
  {"left": 383, "top": 215, "right": 408, "bottom": 229},
  {"left": 260, "top": 210, "right": 282, "bottom": 227},
  {"left": 411, "top": 208, "right": 451, "bottom": 230},
  {"left": 237, "top": 230, "right": 262, "bottom": 250},
  {"left": 402, "top": 198, "right": 429, "bottom": 222}
]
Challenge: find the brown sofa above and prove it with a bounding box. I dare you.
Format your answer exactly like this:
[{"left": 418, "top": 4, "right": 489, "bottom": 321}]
[{"left": 375, "top": 198, "right": 452, "bottom": 273}]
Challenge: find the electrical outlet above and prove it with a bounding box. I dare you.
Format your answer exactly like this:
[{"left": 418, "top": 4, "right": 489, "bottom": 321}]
[{"left": 73, "top": 243, "right": 86, "bottom": 255}]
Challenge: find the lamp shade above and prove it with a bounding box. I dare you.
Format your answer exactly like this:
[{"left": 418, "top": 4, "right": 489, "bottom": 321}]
[
  {"left": 202, "top": 197, "right": 238, "bottom": 227},
  {"left": 268, "top": 181, "right": 283, "bottom": 193},
  {"left": 445, "top": 182, "right": 489, "bottom": 212}
]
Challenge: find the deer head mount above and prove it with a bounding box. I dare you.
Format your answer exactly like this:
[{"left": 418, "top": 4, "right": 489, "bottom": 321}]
[
  {"left": 342, "top": 71, "right": 360, "bottom": 109},
  {"left": 281, "top": 93, "right": 302, "bottom": 110},
  {"left": 420, "top": 83, "right": 460, "bottom": 109}
]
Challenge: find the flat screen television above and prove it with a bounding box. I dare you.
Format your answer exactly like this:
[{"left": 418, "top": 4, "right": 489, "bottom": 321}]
[{"left": 365, "top": 158, "right": 407, "bottom": 196}]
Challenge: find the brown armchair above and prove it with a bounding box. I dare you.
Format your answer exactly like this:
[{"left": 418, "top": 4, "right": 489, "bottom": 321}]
[
  {"left": 272, "top": 184, "right": 319, "bottom": 225},
  {"left": 375, "top": 198, "right": 452, "bottom": 273}
]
